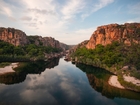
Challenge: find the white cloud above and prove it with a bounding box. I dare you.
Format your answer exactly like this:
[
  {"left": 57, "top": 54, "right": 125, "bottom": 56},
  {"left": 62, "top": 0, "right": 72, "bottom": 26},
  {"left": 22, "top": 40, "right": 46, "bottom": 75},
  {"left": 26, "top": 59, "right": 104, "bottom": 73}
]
[
  {"left": 129, "top": 2, "right": 140, "bottom": 15},
  {"left": 0, "top": 0, "right": 13, "bottom": 17},
  {"left": 126, "top": 18, "right": 140, "bottom": 23},
  {"left": 57, "top": 27, "right": 96, "bottom": 44},
  {"left": 127, "top": 2, "right": 140, "bottom": 23},
  {"left": 0, "top": 0, "right": 114, "bottom": 44},
  {"left": 21, "top": 16, "right": 32, "bottom": 21},
  {"left": 61, "top": 0, "right": 85, "bottom": 20},
  {"left": 8, "top": 16, "right": 17, "bottom": 21},
  {"left": 81, "top": 0, "right": 114, "bottom": 19},
  {"left": 93, "top": 0, "right": 114, "bottom": 12},
  {"left": 27, "top": 8, "right": 56, "bottom": 15}
]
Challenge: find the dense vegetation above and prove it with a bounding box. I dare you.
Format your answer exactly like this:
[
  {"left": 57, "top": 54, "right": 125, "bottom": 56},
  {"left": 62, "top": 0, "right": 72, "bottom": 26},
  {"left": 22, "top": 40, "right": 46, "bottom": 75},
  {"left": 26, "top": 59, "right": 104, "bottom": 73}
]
[
  {"left": 71, "top": 41, "right": 140, "bottom": 74},
  {"left": 0, "top": 40, "right": 62, "bottom": 61},
  {"left": 71, "top": 41, "right": 140, "bottom": 90},
  {"left": 76, "top": 63, "right": 140, "bottom": 98}
]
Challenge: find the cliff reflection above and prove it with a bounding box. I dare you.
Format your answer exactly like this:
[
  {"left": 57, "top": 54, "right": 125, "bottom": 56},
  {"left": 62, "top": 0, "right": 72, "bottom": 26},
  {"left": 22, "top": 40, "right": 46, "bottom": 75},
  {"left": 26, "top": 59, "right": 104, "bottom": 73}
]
[
  {"left": 76, "top": 63, "right": 140, "bottom": 100},
  {"left": 0, "top": 58, "right": 60, "bottom": 85}
]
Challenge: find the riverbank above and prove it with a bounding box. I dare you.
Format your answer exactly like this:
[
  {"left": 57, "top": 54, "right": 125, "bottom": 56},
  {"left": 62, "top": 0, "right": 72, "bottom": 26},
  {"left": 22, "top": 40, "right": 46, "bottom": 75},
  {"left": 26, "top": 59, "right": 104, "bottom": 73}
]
[
  {"left": 0, "top": 63, "right": 18, "bottom": 74},
  {"left": 108, "top": 75, "right": 125, "bottom": 89},
  {"left": 123, "top": 75, "right": 140, "bottom": 86},
  {"left": 108, "top": 74, "right": 140, "bottom": 91}
]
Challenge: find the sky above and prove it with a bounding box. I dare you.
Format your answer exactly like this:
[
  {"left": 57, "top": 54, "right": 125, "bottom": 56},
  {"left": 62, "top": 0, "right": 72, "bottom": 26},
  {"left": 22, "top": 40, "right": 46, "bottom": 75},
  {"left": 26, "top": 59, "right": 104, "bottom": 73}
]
[{"left": 0, "top": 0, "right": 140, "bottom": 45}]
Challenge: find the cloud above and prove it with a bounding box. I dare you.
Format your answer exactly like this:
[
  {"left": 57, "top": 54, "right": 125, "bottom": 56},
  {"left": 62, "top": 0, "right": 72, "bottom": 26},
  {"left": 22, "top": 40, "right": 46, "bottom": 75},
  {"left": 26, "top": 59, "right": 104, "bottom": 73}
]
[
  {"left": 81, "top": 0, "right": 114, "bottom": 19},
  {"left": 24, "top": 23, "right": 37, "bottom": 28},
  {"left": 126, "top": 2, "right": 140, "bottom": 23},
  {"left": 9, "top": 16, "right": 17, "bottom": 21},
  {"left": 61, "top": 0, "right": 85, "bottom": 20},
  {"left": 129, "top": 2, "right": 140, "bottom": 15},
  {"left": 28, "top": 8, "right": 56, "bottom": 15},
  {"left": 21, "top": 16, "right": 32, "bottom": 21},
  {"left": 126, "top": 17, "right": 140, "bottom": 23},
  {"left": 57, "top": 27, "right": 96, "bottom": 44},
  {"left": 0, "top": 0, "right": 13, "bottom": 17},
  {"left": 0, "top": 0, "right": 95, "bottom": 44},
  {"left": 0, "top": 0, "right": 115, "bottom": 44},
  {"left": 93, "top": 0, "right": 114, "bottom": 12}
]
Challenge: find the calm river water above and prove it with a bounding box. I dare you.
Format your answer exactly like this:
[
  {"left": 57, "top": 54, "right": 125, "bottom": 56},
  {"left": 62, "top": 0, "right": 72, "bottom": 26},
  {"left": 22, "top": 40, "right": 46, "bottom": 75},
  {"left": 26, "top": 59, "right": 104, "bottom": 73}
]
[{"left": 0, "top": 57, "right": 140, "bottom": 105}]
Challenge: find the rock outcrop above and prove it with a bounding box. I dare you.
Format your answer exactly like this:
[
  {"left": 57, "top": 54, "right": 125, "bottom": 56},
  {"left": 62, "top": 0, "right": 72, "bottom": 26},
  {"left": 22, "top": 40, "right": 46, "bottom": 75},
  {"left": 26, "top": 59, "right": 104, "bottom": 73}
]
[
  {"left": 68, "top": 40, "right": 88, "bottom": 55},
  {"left": 86, "top": 23, "right": 140, "bottom": 49},
  {"left": 27, "top": 36, "right": 61, "bottom": 49},
  {"left": 0, "top": 27, "right": 29, "bottom": 46},
  {"left": 0, "top": 27, "right": 70, "bottom": 50}
]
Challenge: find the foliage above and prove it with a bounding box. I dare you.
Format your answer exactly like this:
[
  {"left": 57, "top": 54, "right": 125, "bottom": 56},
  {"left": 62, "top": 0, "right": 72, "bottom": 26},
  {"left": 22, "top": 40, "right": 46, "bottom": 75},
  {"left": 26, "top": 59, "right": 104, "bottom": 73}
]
[
  {"left": 0, "top": 62, "right": 10, "bottom": 67},
  {"left": 72, "top": 41, "right": 140, "bottom": 71},
  {"left": 118, "top": 75, "right": 140, "bottom": 91},
  {"left": 0, "top": 40, "right": 62, "bottom": 61}
]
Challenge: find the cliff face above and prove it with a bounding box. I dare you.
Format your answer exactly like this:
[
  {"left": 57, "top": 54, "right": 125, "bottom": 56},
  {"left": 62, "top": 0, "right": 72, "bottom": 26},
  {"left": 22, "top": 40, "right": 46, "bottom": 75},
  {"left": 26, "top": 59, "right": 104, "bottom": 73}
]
[
  {"left": 0, "top": 27, "right": 29, "bottom": 46},
  {"left": 69, "top": 40, "right": 88, "bottom": 54},
  {"left": 27, "top": 36, "right": 70, "bottom": 50},
  {"left": 27, "top": 36, "right": 61, "bottom": 49},
  {"left": 86, "top": 23, "right": 140, "bottom": 49},
  {"left": 0, "top": 27, "right": 69, "bottom": 50}
]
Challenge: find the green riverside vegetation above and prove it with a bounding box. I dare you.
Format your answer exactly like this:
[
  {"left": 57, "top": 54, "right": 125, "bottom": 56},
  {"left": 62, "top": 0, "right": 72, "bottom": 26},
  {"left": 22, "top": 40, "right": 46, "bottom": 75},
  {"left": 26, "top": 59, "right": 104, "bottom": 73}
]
[
  {"left": 71, "top": 41, "right": 140, "bottom": 91},
  {"left": 0, "top": 40, "right": 62, "bottom": 61}
]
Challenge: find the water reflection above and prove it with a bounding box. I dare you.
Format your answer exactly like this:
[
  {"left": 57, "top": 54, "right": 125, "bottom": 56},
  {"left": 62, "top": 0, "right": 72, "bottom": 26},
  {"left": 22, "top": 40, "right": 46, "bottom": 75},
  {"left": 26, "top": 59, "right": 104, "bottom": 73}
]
[
  {"left": 0, "top": 58, "right": 140, "bottom": 105},
  {"left": 0, "top": 58, "right": 60, "bottom": 84},
  {"left": 76, "top": 63, "right": 140, "bottom": 100}
]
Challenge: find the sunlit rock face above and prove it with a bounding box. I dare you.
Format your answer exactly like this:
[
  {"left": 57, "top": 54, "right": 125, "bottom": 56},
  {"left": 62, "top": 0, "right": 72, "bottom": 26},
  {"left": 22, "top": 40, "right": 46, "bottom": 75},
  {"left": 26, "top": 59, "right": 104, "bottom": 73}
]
[
  {"left": 0, "top": 27, "right": 70, "bottom": 50},
  {"left": 0, "top": 27, "right": 29, "bottom": 46},
  {"left": 86, "top": 23, "right": 140, "bottom": 49}
]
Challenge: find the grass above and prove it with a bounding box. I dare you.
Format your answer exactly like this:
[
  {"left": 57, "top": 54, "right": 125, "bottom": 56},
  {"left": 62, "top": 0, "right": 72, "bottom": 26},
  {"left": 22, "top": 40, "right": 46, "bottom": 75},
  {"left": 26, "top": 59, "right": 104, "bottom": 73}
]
[
  {"left": 0, "top": 62, "right": 10, "bottom": 68},
  {"left": 117, "top": 71, "right": 140, "bottom": 92}
]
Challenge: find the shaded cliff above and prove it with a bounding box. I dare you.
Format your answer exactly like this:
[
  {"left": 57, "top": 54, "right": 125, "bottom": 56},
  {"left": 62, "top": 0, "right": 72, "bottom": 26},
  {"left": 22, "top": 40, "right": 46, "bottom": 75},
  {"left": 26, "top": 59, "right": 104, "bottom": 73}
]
[
  {"left": 69, "top": 40, "right": 89, "bottom": 55},
  {"left": 27, "top": 35, "right": 61, "bottom": 49},
  {"left": 86, "top": 23, "right": 140, "bottom": 49},
  {"left": 0, "top": 27, "right": 70, "bottom": 50}
]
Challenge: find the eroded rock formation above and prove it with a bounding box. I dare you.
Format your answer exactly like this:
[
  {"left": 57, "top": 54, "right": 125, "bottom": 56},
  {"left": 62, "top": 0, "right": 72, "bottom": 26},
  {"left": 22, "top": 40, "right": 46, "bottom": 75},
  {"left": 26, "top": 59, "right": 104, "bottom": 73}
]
[
  {"left": 0, "top": 27, "right": 28, "bottom": 46},
  {"left": 27, "top": 35, "right": 61, "bottom": 49},
  {"left": 0, "top": 27, "right": 70, "bottom": 50},
  {"left": 86, "top": 23, "right": 140, "bottom": 49}
]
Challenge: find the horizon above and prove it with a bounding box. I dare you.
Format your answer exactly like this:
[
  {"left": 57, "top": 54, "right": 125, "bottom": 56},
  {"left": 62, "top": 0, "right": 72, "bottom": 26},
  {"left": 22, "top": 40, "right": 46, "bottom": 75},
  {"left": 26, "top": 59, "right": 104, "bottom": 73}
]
[{"left": 0, "top": 0, "right": 140, "bottom": 45}]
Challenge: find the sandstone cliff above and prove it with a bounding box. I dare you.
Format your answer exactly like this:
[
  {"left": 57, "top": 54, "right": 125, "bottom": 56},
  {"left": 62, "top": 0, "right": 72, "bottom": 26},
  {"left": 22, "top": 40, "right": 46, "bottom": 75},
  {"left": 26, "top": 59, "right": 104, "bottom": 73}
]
[
  {"left": 0, "top": 27, "right": 70, "bottom": 50},
  {"left": 27, "top": 36, "right": 61, "bottom": 49},
  {"left": 0, "top": 27, "right": 29, "bottom": 46},
  {"left": 69, "top": 40, "right": 88, "bottom": 54},
  {"left": 86, "top": 23, "right": 140, "bottom": 49}
]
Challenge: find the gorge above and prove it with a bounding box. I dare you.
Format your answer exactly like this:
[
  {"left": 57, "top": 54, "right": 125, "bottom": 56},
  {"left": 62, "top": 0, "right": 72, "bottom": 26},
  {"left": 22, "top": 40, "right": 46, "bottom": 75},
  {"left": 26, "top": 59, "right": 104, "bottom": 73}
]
[
  {"left": 0, "top": 27, "right": 71, "bottom": 61},
  {"left": 0, "top": 57, "right": 140, "bottom": 105},
  {"left": 0, "top": 23, "right": 140, "bottom": 105},
  {"left": 70, "top": 23, "right": 140, "bottom": 92}
]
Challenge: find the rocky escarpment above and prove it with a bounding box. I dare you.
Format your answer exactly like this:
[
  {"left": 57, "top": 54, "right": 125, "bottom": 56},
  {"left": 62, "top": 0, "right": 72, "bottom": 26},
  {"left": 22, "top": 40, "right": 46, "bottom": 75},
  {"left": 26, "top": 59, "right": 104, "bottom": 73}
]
[
  {"left": 0, "top": 27, "right": 29, "bottom": 46},
  {"left": 0, "top": 27, "right": 70, "bottom": 50},
  {"left": 70, "top": 40, "right": 89, "bottom": 52},
  {"left": 86, "top": 23, "right": 140, "bottom": 49},
  {"left": 27, "top": 36, "right": 61, "bottom": 49},
  {"left": 67, "top": 40, "right": 88, "bottom": 55},
  {"left": 65, "top": 40, "right": 88, "bottom": 61}
]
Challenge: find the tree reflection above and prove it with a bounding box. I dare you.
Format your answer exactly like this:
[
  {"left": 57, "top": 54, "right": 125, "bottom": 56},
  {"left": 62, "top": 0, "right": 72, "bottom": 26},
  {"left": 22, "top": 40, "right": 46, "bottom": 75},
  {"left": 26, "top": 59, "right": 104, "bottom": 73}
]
[
  {"left": 76, "top": 63, "right": 140, "bottom": 100},
  {"left": 0, "top": 58, "right": 60, "bottom": 85}
]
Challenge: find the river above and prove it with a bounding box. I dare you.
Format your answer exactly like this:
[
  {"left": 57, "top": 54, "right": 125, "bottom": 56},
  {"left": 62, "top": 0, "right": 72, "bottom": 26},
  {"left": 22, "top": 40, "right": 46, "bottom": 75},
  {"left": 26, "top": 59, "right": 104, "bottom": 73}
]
[{"left": 0, "top": 57, "right": 140, "bottom": 105}]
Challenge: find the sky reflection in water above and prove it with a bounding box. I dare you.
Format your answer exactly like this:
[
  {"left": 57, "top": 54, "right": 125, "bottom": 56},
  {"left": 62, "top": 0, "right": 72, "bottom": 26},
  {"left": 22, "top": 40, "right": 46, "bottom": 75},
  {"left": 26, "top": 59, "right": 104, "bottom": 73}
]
[{"left": 0, "top": 58, "right": 140, "bottom": 105}]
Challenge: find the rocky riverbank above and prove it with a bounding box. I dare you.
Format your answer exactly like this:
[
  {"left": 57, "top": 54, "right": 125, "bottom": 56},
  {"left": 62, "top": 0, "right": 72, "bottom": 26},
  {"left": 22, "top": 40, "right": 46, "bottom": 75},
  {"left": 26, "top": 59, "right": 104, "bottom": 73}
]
[
  {"left": 108, "top": 75, "right": 125, "bottom": 89},
  {"left": 0, "top": 63, "right": 18, "bottom": 75}
]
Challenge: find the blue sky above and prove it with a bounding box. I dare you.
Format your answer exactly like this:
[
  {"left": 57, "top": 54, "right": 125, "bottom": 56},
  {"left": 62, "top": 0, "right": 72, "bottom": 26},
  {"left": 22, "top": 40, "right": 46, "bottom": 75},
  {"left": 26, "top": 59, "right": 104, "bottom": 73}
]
[{"left": 0, "top": 0, "right": 140, "bottom": 44}]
